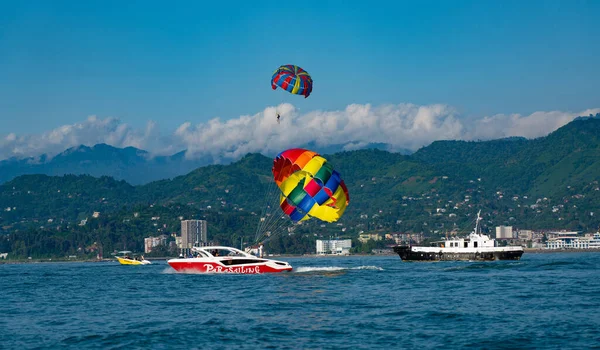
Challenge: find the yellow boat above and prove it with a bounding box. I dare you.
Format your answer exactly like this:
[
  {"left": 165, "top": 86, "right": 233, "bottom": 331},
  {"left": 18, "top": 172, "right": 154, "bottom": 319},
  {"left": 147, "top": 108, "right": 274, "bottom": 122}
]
[{"left": 116, "top": 251, "right": 151, "bottom": 265}]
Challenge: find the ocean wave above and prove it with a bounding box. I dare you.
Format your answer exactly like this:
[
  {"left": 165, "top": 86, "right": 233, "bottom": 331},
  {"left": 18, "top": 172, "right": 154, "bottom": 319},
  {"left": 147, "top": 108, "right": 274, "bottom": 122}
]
[
  {"left": 534, "top": 261, "right": 581, "bottom": 268},
  {"left": 443, "top": 261, "right": 524, "bottom": 271},
  {"left": 350, "top": 265, "right": 384, "bottom": 271}
]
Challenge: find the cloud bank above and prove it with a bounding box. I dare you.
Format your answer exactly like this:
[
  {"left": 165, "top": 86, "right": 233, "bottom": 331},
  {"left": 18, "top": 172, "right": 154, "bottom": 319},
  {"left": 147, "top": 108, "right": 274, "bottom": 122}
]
[{"left": 1, "top": 103, "right": 598, "bottom": 162}]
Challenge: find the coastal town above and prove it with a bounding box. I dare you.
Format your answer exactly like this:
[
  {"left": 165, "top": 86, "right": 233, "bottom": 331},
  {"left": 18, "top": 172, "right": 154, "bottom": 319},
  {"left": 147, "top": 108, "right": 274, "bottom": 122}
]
[
  {"left": 2, "top": 181, "right": 600, "bottom": 261},
  {"left": 126, "top": 219, "right": 600, "bottom": 261}
]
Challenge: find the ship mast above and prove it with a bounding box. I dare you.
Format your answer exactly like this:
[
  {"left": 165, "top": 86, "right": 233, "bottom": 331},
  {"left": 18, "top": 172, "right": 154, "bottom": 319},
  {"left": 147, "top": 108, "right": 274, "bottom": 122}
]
[{"left": 474, "top": 210, "right": 482, "bottom": 235}]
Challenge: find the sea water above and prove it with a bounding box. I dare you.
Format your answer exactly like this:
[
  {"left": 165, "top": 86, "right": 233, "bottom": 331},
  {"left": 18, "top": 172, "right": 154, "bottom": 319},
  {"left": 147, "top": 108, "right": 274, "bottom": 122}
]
[{"left": 1, "top": 253, "right": 599, "bottom": 349}]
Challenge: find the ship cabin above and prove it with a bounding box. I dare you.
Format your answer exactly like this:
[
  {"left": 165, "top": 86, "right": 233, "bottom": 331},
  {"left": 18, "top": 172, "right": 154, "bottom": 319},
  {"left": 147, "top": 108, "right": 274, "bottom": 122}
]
[{"left": 430, "top": 233, "right": 496, "bottom": 249}]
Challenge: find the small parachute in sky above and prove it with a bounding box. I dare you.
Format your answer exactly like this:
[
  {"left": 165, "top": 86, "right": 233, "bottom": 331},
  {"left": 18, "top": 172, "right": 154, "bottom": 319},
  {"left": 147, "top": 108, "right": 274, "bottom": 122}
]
[
  {"left": 271, "top": 65, "right": 313, "bottom": 98},
  {"left": 272, "top": 148, "right": 349, "bottom": 223}
]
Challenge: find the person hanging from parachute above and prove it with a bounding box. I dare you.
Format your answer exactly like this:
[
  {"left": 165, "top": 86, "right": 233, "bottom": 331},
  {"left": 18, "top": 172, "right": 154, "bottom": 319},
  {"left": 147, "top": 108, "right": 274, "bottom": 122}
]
[{"left": 277, "top": 114, "right": 281, "bottom": 124}]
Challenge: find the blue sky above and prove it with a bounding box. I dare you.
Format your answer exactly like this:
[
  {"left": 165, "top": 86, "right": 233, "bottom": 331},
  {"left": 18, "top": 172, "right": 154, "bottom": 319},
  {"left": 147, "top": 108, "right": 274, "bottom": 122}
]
[{"left": 0, "top": 0, "right": 599, "bottom": 159}]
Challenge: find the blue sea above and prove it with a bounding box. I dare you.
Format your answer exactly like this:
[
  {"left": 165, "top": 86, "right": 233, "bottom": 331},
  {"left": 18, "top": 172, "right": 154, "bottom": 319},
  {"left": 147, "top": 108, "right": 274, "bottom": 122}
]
[{"left": 1, "top": 253, "right": 599, "bottom": 349}]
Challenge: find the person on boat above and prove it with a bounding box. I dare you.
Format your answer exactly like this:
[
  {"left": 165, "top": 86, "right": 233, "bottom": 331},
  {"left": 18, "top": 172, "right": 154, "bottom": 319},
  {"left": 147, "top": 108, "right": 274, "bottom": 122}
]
[{"left": 258, "top": 244, "right": 264, "bottom": 258}]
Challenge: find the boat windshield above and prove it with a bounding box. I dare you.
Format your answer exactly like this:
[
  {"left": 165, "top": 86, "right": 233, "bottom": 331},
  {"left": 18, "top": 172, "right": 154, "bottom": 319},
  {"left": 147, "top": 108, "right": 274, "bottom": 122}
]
[
  {"left": 194, "top": 250, "right": 211, "bottom": 258},
  {"left": 193, "top": 247, "right": 246, "bottom": 258},
  {"left": 211, "top": 249, "right": 243, "bottom": 257}
]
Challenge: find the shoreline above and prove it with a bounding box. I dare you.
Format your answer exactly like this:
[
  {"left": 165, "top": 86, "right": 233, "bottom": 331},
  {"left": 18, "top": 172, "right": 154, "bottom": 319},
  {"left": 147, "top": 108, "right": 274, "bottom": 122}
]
[{"left": 2, "top": 248, "right": 600, "bottom": 264}]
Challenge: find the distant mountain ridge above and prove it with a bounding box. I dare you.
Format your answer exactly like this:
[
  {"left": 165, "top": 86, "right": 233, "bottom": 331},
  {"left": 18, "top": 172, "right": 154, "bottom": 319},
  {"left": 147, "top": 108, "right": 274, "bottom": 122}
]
[
  {"left": 0, "top": 144, "right": 208, "bottom": 185},
  {"left": 0, "top": 141, "right": 412, "bottom": 185},
  {"left": 1, "top": 113, "right": 598, "bottom": 187}
]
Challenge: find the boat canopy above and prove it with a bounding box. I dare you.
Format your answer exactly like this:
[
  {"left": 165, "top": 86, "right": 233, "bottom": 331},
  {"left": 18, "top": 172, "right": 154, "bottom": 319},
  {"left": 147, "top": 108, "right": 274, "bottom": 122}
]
[{"left": 191, "top": 246, "right": 256, "bottom": 258}]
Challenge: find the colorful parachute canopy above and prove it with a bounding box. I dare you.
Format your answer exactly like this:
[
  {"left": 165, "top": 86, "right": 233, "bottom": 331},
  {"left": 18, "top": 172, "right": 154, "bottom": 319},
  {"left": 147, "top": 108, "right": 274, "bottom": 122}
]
[
  {"left": 272, "top": 148, "right": 349, "bottom": 223},
  {"left": 271, "top": 65, "right": 313, "bottom": 98}
]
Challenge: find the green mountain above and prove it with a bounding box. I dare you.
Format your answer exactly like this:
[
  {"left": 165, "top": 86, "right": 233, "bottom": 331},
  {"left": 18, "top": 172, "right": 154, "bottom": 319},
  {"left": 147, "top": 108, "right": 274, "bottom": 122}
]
[
  {"left": 412, "top": 114, "right": 600, "bottom": 195},
  {"left": 1, "top": 114, "right": 599, "bottom": 258}
]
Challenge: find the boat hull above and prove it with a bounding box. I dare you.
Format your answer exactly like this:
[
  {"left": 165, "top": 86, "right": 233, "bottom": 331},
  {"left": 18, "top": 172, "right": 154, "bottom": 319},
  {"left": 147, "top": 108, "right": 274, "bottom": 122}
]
[
  {"left": 167, "top": 260, "right": 292, "bottom": 274},
  {"left": 117, "top": 257, "right": 151, "bottom": 265},
  {"left": 393, "top": 246, "right": 523, "bottom": 261},
  {"left": 168, "top": 246, "right": 293, "bottom": 274}
]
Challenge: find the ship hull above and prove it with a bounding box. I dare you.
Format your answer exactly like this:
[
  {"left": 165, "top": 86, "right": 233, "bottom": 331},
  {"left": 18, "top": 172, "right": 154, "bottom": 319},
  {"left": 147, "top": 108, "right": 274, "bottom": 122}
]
[{"left": 393, "top": 246, "right": 523, "bottom": 261}]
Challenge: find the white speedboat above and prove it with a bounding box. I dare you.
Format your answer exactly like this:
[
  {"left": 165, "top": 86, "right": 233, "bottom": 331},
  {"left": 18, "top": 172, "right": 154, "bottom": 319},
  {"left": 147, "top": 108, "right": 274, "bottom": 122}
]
[{"left": 167, "top": 246, "right": 293, "bottom": 274}]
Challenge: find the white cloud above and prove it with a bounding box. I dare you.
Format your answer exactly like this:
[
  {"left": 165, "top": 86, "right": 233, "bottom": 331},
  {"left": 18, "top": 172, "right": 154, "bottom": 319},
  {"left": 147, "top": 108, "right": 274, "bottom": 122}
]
[
  {"left": 467, "top": 108, "right": 600, "bottom": 140},
  {"left": 0, "top": 116, "right": 172, "bottom": 161},
  {"left": 1, "top": 104, "right": 598, "bottom": 162}
]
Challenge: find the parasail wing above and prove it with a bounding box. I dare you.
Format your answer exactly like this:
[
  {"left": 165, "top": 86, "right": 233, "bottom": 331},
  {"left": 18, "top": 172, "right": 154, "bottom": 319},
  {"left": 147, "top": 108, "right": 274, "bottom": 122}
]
[
  {"left": 272, "top": 148, "right": 349, "bottom": 223},
  {"left": 271, "top": 64, "right": 313, "bottom": 98}
]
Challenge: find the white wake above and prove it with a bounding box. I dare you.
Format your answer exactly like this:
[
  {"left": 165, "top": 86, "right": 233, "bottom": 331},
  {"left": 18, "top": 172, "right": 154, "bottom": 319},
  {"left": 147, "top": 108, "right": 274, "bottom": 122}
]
[{"left": 294, "top": 266, "right": 383, "bottom": 273}]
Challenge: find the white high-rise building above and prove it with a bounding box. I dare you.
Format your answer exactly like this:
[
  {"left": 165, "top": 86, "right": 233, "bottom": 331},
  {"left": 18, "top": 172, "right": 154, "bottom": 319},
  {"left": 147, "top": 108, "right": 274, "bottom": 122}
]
[
  {"left": 181, "top": 220, "right": 208, "bottom": 249},
  {"left": 316, "top": 239, "right": 352, "bottom": 255},
  {"left": 495, "top": 226, "right": 513, "bottom": 239}
]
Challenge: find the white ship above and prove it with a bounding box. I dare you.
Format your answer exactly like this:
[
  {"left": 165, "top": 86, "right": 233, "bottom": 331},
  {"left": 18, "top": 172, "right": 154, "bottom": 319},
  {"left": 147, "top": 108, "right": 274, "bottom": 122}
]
[{"left": 393, "top": 210, "right": 524, "bottom": 261}]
